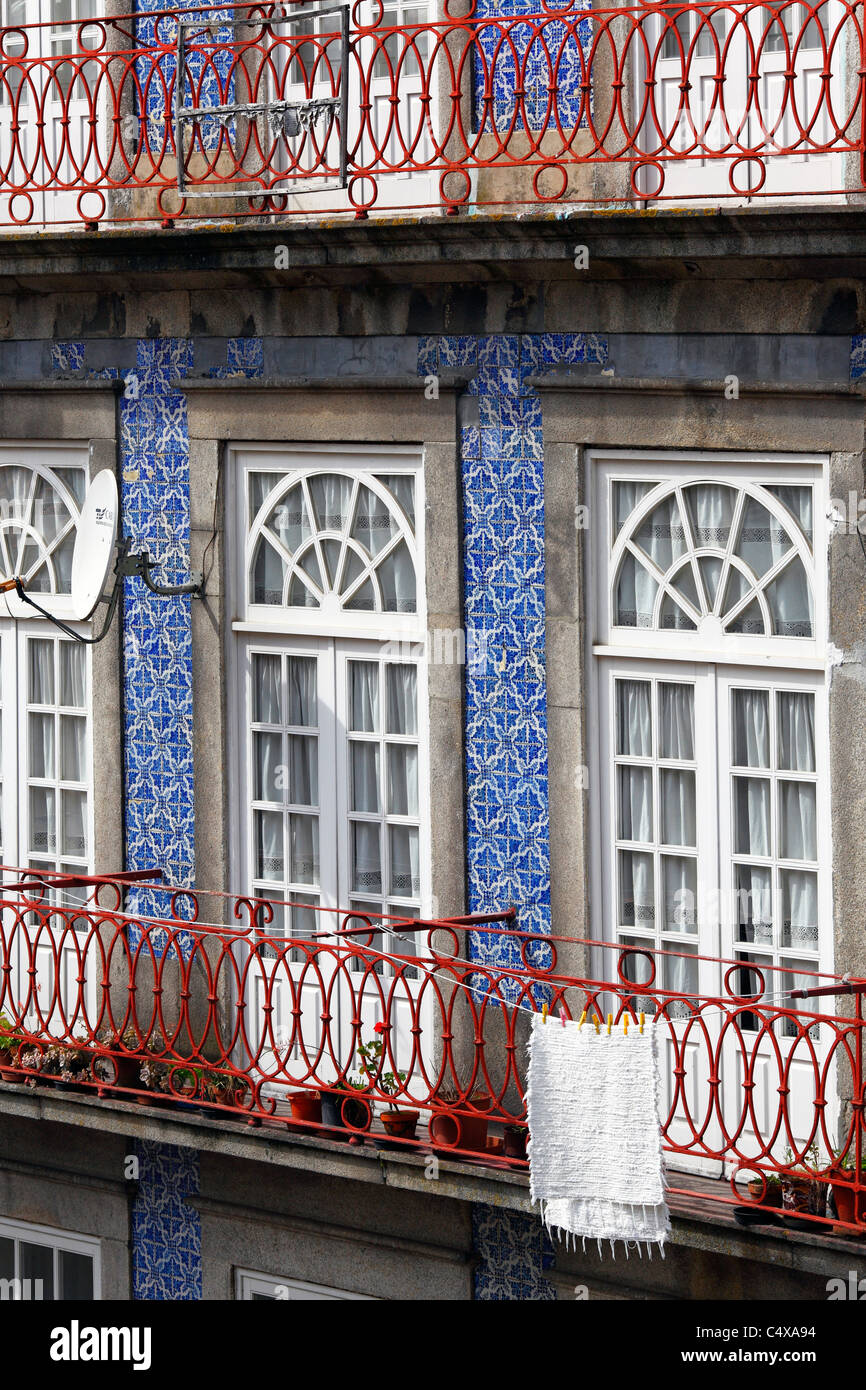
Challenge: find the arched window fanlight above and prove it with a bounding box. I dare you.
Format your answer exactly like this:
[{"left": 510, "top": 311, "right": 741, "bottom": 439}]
[
  {"left": 611, "top": 480, "right": 814, "bottom": 639},
  {"left": 0, "top": 461, "right": 86, "bottom": 601},
  {"left": 248, "top": 469, "right": 418, "bottom": 618}
]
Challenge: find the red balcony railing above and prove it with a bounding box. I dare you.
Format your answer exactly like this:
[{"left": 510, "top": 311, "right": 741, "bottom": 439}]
[
  {"left": 0, "top": 0, "right": 862, "bottom": 230},
  {"left": 0, "top": 865, "right": 864, "bottom": 1235}
]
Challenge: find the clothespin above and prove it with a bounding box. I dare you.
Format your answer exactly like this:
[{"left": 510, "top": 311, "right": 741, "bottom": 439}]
[
  {"left": 639, "top": 1012, "right": 645, "bottom": 1035},
  {"left": 623, "top": 1014, "right": 629, "bottom": 1036},
  {"left": 578, "top": 1009, "right": 587, "bottom": 1030},
  {"left": 558, "top": 1006, "right": 567, "bottom": 1028},
  {"left": 542, "top": 1003, "right": 548, "bottom": 1026},
  {"left": 593, "top": 1013, "right": 601, "bottom": 1033}
]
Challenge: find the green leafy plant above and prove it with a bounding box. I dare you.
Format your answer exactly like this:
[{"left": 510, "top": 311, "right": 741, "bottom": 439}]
[{"left": 354, "top": 1032, "right": 407, "bottom": 1112}]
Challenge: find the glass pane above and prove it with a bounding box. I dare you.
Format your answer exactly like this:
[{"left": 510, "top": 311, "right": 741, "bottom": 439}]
[
  {"left": 721, "top": 566, "right": 750, "bottom": 615},
  {"left": 20, "top": 1242, "right": 54, "bottom": 1300},
  {"left": 289, "top": 814, "right": 319, "bottom": 885},
  {"left": 321, "top": 538, "right": 342, "bottom": 587},
  {"left": 659, "top": 684, "right": 694, "bottom": 760},
  {"left": 252, "top": 538, "right": 285, "bottom": 605},
  {"left": 659, "top": 593, "right": 696, "bottom": 631},
  {"left": 618, "top": 766, "right": 653, "bottom": 842},
  {"left": 28, "top": 640, "right": 54, "bottom": 704},
  {"left": 732, "top": 689, "right": 769, "bottom": 767},
  {"left": 255, "top": 809, "right": 284, "bottom": 880},
  {"left": 252, "top": 654, "right": 281, "bottom": 724},
  {"left": 291, "top": 893, "right": 319, "bottom": 941},
  {"left": 612, "top": 480, "right": 653, "bottom": 536},
  {"left": 288, "top": 735, "right": 317, "bottom": 806},
  {"left": 386, "top": 665, "right": 417, "bottom": 735},
  {"left": 684, "top": 483, "right": 735, "bottom": 549},
  {"left": 616, "top": 552, "right": 657, "bottom": 628},
  {"left": 778, "top": 782, "right": 817, "bottom": 861},
  {"left": 287, "top": 657, "right": 317, "bottom": 727},
  {"left": 780, "top": 869, "right": 818, "bottom": 951},
  {"left": 59, "top": 644, "right": 85, "bottom": 708},
  {"left": 61, "top": 790, "right": 86, "bottom": 857},
  {"left": 766, "top": 485, "right": 813, "bottom": 545},
  {"left": 726, "top": 599, "right": 765, "bottom": 635},
  {"left": 351, "top": 743, "right": 380, "bottom": 813},
  {"left": 287, "top": 574, "right": 319, "bottom": 608},
  {"left": 0, "top": 1237, "right": 12, "bottom": 1281},
  {"left": 59, "top": 1249, "right": 93, "bottom": 1300},
  {"left": 777, "top": 691, "right": 815, "bottom": 772},
  {"left": 254, "top": 731, "right": 282, "bottom": 801},
  {"left": 248, "top": 470, "right": 283, "bottom": 521},
  {"left": 737, "top": 497, "right": 790, "bottom": 578},
  {"left": 60, "top": 716, "right": 85, "bottom": 781},
  {"left": 29, "top": 713, "right": 55, "bottom": 779},
  {"left": 670, "top": 564, "right": 700, "bottom": 610},
  {"left": 269, "top": 484, "right": 310, "bottom": 554},
  {"left": 634, "top": 496, "right": 687, "bottom": 572},
  {"left": 378, "top": 541, "right": 416, "bottom": 613},
  {"left": 310, "top": 473, "right": 353, "bottom": 533},
  {"left": 355, "top": 484, "right": 400, "bottom": 556},
  {"left": 662, "top": 855, "right": 697, "bottom": 933},
  {"left": 389, "top": 825, "right": 420, "bottom": 897},
  {"left": 735, "top": 864, "right": 773, "bottom": 947},
  {"left": 387, "top": 744, "right": 418, "bottom": 816},
  {"left": 297, "top": 548, "right": 322, "bottom": 591},
  {"left": 618, "top": 850, "right": 654, "bottom": 925},
  {"left": 616, "top": 680, "right": 651, "bottom": 757},
  {"left": 376, "top": 474, "right": 415, "bottom": 528},
  {"left": 733, "top": 777, "right": 771, "bottom": 856},
  {"left": 352, "top": 821, "right": 381, "bottom": 893},
  {"left": 766, "top": 559, "right": 812, "bottom": 637},
  {"left": 30, "top": 787, "right": 56, "bottom": 853},
  {"left": 344, "top": 578, "right": 376, "bottom": 611},
  {"left": 350, "top": 662, "right": 379, "bottom": 732},
  {"left": 660, "top": 769, "right": 696, "bottom": 847},
  {"left": 699, "top": 556, "right": 723, "bottom": 609},
  {"left": 663, "top": 945, "right": 697, "bottom": 1018}
]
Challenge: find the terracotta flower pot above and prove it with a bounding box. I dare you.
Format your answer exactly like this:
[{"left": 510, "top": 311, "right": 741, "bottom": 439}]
[
  {"left": 430, "top": 1095, "right": 493, "bottom": 1154},
  {"left": 0, "top": 1064, "right": 23, "bottom": 1085},
  {"left": 289, "top": 1091, "right": 322, "bottom": 1125},
  {"left": 503, "top": 1127, "right": 528, "bottom": 1161},
  {"left": 381, "top": 1108, "right": 419, "bottom": 1142},
  {"left": 832, "top": 1178, "right": 866, "bottom": 1231}
]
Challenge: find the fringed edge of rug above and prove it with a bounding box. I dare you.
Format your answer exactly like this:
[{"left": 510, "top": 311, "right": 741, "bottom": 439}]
[{"left": 534, "top": 1197, "right": 669, "bottom": 1260}]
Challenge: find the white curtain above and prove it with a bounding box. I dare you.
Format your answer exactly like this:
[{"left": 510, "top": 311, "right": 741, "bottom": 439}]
[
  {"left": 29, "top": 712, "right": 54, "bottom": 779},
  {"left": 387, "top": 665, "right": 417, "bottom": 735},
  {"left": 353, "top": 821, "right": 381, "bottom": 893},
  {"left": 270, "top": 484, "right": 310, "bottom": 558},
  {"left": 352, "top": 743, "right": 380, "bottom": 813},
  {"left": 617, "top": 680, "right": 651, "bottom": 756},
  {"left": 777, "top": 691, "right": 815, "bottom": 771},
  {"left": 290, "top": 814, "right": 319, "bottom": 885},
  {"left": 733, "top": 689, "right": 769, "bottom": 767},
  {"left": 619, "top": 850, "right": 654, "bottom": 925},
  {"left": 62, "top": 790, "right": 86, "bottom": 856},
  {"left": 378, "top": 542, "right": 416, "bottom": 613},
  {"left": 351, "top": 662, "right": 379, "bottom": 732},
  {"left": 60, "top": 643, "right": 85, "bottom": 707},
  {"left": 686, "top": 483, "right": 734, "bottom": 547},
  {"left": 287, "top": 656, "right": 316, "bottom": 727},
  {"left": 781, "top": 869, "right": 818, "bottom": 949},
  {"left": 663, "top": 855, "right": 697, "bottom": 934},
  {"left": 767, "top": 485, "right": 813, "bottom": 543},
  {"left": 661, "top": 770, "right": 696, "bottom": 846},
  {"left": 253, "top": 653, "right": 281, "bottom": 722},
  {"left": 734, "top": 777, "right": 770, "bottom": 855},
  {"left": 256, "top": 809, "right": 283, "bottom": 880},
  {"left": 736, "top": 864, "right": 773, "bottom": 945},
  {"left": 390, "top": 825, "right": 420, "bottom": 897},
  {"left": 310, "top": 474, "right": 353, "bottom": 533},
  {"left": 29, "top": 638, "right": 53, "bottom": 703},
  {"left": 60, "top": 717, "right": 84, "bottom": 782},
  {"left": 659, "top": 683, "right": 694, "bottom": 759},
  {"left": 388, "top": 745, "right": 418, "bottom": 816}
]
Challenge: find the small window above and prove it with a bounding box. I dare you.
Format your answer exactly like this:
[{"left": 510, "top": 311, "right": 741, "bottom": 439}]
[
  {"left": 0, "top": 1217, "right": 99, "bottom": 1300},
  {"left": 235, "top": 1269, "right": 376, "bottom": 1300}
]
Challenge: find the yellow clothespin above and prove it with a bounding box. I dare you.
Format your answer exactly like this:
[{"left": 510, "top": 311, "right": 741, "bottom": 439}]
[
  {"left": 578, "top": 1009, "right": 587, "bottom": 1030},
  {"left": 623, "top": 1014, "right": 629, "bottom": 1036},
  {"left": 606, "top": 1012, "right": 613, "bottom": 1035},
  {"left": 542, "top": 1003, "right": 548, "bottom": 1026},
  {"left": 593, "top": 1013, "right": 601, "bottom": 1033},
  {"left": 639, "top": 1012, "right": 645, "bottom": 1035}
]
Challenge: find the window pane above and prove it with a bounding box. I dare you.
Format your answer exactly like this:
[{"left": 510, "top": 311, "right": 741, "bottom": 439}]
[
  {"left": 618, "top": 850, "right": 654, "bottom": 925},
  {"left": 777, "top": 692, "right": 815, "bottom": 772},
  {"left": 59, "top": 1249, "right": 93, "bottom": 1300},
  {"left": 350, "top": 663, "right": 379, "bottom": 732},
  {"left": 386, "top": 666, "right": 417, "bottom": 736},
  {"left": 733, "top": 777, "right": 770, "bottom": 856},
  {"left": 29, "top": 713, "right": 55, "bottom": 779},
  {"left": 737, "top": 497, "right": 789, "bottom": 578},
  {"left": 780, "top": 869, "right": 818, "bottom": 951},
  {"left": 634, "top": 496, "right": 687, "bottom": 572},
  {"left": 59, "top": 644, "right": 85, "bottom": 708},
  {"left": 30, "top": 787, "right": 56, "bottom": 853},
  {"left": 29, "top": 640, "right": 54, "bottom": 704},
  {"left": 616, "top": 680, "right": 651, "bottom": 757},
  {"left": 617, "top": 766, "right": 652, "bottom": 842},
  {"left": 735, "top": 864, "right": 773, "bottom": 947},
  {"left": 778, "top": 782, "right": 816, "bottom": 861},
  {"left": 289, "top": 815, "right": 319, "bottom": 885},
  {"left": 60, "top": 716, "right": 85, "bottom": 782},
  {"left": 662, "top": 855, "right": 696, "bottom": 933},
  {"left": 387, "top": 745, "right": 418, "bottom": 817},
  {"left": 288, "top": 736, "right": 317, "bottom": 807},
  {"left": 254, "top": 731, "right": 282, "bottom": 801},
  {"left": 732, "top": 689, "right": 769, "bottom": 768},
  {"left": 766, "top": 559, "right": 812, "bottom": 637},
  {"left": 0, "top": 1237, "right": 13, "bottom": 1281},
  {"left": 389, "top": 825, "right": 420, "bottom": 897},
  {"left": 287, "top": 657, "right": 317, "bottom": 727},
  {"left": 255, "top": 809, "right": 284, "bottom": 880},
  {"left": 61, "top": 790, "right": 86, "bottom": 857},
  {"left": 19, "top": 1242, "right": 54, "bottom": 1299},
  {"left": 616, "top": 553, "right": 657, "bottom": 628},
  {"left": 664, "top": 945, "right": 697, "bottom": 1017},
  {"left": 659, "top": 684, "right": 694, "bottom": 760},
  {"left": 352, "top": 822, "right": 381, "bottom": 893},
  {"left": 252, "top": 655, "right": 281, "bottom": 724},
  {"left": 660, "top": 770, "right": 695, "bottom": 847},
  {"left": 351, "top": 743, "right": 380, "bottom": 813}
]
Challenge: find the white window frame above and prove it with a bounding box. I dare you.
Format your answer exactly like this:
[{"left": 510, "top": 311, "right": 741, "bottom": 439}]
[
  {"left": 235, "top": 1268, "right": 376, "bottom": 1300},
  {"left": 586, "top": 449, "right": 832, "bottom": 972},
  {"left": 0, "top": 1215, "right": 100, "bottom": 1299}
]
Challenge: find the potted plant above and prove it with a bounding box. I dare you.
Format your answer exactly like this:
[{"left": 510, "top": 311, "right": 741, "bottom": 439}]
[
  {"left": 503, "top": 1123, "right": 528, "bottom": 1161},
  {"left": 831, "top": 1145, "right": 866, "bottom": 1231},
  {"left": 0, "top": 1014, "right": 24, "bottom": 1083},
  {"left": 319, "top": 1078, "right": 369, "bottom": 1137},
  {"left": 356, "top": 1029, "right": 419, "bottom": 1144},
  {"left": 746, "top": 1172, "right": 783, "bottom": 1208},
  {"left": 781, "top": 1143, "right": 823, "bottom": 1221},
  {"left": 429, "top": 1086, "right": 494, "bottom": 1154},
  {"left": 288, "top": 1089, "right": 323, "bottom": 1125},
  {"left": 93, "top": 1027, "right": 146, "bottom": 1092}
]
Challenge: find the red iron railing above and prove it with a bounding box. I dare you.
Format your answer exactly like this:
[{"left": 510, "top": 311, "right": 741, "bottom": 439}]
[
  {"left": 0, "top": 865, "right": 864, "bottom": 1235},
  {"left": 0, "top": 0, "right": 862, "bottom": 230}
]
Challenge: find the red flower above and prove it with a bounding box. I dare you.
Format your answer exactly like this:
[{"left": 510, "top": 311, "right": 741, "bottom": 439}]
[{"left": 373, "top": 1021, "right": 386, "bottom": 1035}]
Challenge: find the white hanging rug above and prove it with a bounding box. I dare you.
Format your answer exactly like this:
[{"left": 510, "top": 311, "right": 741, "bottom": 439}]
[{"left": 526, "top": 1012, "right": 670, "bottom": 1256}]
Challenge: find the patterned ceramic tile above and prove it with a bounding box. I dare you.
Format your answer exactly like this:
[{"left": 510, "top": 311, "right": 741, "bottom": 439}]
[
  {"left": 132, "top": 1141, "right": 202, "bottom": 1300},
  {"left": 50, "top": 341, "right": 85, "bottom": 374},
  {"left": 472, "top": 1205, "right": 556, "bottom": 1301},
  {"left": 851, "top": 335, "right": 866, "bottom": 380},
  {"left": 473, "top": 0, "right": 592, "bottom": 137}
]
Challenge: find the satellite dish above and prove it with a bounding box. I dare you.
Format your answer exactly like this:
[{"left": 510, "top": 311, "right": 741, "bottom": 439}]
[{"left": 70, "top": 469, "right": 119, "bottom": 620}]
